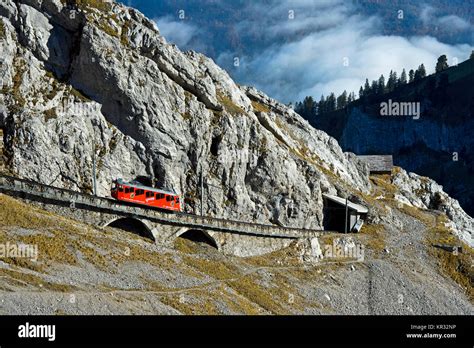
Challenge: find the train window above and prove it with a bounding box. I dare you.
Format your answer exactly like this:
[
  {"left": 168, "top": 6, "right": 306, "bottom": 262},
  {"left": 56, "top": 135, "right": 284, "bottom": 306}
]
[
  {"left": 166, "top": 195, "right": 171, "bottom": 201},
  {"left": 146, "top": 191, "right": 153, "bottom": 198},
  {"left": 136, "top": 189, "right": 144, "bottom": 196},
  {"left": 176, "top": 197, "right": 180, "bottom": 204},
  {"left": 118, "top": 187, "right": 124, "bottom": 192},
  {"left": 124, "top": 187, "right": 130, "bottom": 194}
]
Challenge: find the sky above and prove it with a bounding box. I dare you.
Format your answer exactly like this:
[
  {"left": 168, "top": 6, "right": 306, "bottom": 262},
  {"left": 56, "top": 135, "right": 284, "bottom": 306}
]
[{"left": 120, "top": 0, "right": 474, "bottom": 103}]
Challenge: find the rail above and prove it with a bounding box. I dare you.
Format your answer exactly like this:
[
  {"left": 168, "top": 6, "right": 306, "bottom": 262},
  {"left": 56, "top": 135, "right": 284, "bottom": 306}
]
[{"left": 0, "top": 174, "right": 323, "bottom": 239}]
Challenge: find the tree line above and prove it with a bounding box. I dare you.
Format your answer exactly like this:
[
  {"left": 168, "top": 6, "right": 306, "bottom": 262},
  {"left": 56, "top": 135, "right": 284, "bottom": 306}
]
[{"left": 295, "top": 53, "right": 474, "bottom": 120}]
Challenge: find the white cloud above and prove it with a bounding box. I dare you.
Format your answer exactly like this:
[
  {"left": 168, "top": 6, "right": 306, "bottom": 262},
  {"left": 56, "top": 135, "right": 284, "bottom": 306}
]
[
  {"left": 421, "top": 5, "right": 472, "bottom": 31},
  {"left": 155, "top": 16, "right": 201, "bottom": 48},
  {"left": 218, "top": 1, "right": 473, "bottom": 103}
]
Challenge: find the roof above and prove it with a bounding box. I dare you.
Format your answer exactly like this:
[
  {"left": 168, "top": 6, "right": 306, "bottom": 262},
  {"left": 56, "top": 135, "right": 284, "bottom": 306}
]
[
  {"left": 323, "top": 194, "right": 368, "bottom": 214},
  {"left": 358, "top": 155, "right": 393, "bottom": 173},
  {"left": 116, "top": 178, "right": 178, "bottom": 196}
]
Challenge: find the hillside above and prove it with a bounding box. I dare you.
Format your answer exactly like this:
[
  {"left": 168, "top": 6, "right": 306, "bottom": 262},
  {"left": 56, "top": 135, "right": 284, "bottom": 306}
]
[
  {"left": 0, "top": 178, "right": 473, "bottom": 314},
  {"left": 314, "top": 58, "right": 474, "bottom": 217},
  {"left": 0, "top": 0, "right": 472, "bottom": 314}
]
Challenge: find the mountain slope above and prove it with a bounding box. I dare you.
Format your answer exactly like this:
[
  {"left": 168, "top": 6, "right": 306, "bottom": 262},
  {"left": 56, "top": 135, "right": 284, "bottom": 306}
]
[{"left": 0, "top": 0, "right": 472, "bottom": 314}]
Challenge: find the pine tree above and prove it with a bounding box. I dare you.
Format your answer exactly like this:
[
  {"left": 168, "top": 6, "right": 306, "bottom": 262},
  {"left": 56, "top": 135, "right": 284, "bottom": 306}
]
[
  {"left": 302, "top": 96, "right": 316, "bottom": 120},
  {"left": 418, "top": 64, "right": 426, "bottom": 78},
  {"left": 435, "top": 55, "right": 449, "bottom": 73},
  {"left": 399, "top": 69, "right": 407, "bottom": 85},
  {"left": 359, "top": 86, "right": 364, "bottom": 99},
  {"left": 350, "top": 92, "right": 356, "bottom": 103},
  {"left": 377, "top": 74, "right": 386, "bottom": 94},
  {"left": 414, "top": 64, "right": 426, "bottom": 82},
  {"left": 326, "top": 93, "right": 336, "bottom": 112},
  {"left": 471, "top": 50, "right": 474, "bottom": 59},
  {"left": 408, "top": 69, "right": 415, "bottom": 83},
  {"left": 318, "top": 95, "right": 326, "bottom": 115},
  {"left": 387, "top": 70, "right": 397, "bottom": 92},
  {"left": 363, "top": 78, "right": 370, "bottom": 96},
  {"left": 370, "top": 80, "right": 378, "bottom": 96},
  {"left": 336, "top": 90, "right": 348, "bottom": 109}
]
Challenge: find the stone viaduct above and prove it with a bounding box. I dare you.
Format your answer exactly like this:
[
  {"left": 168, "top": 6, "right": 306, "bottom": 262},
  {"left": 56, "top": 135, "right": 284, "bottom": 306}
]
[{"left": 0, "top": 175, "right": 324, "bottom": 257}]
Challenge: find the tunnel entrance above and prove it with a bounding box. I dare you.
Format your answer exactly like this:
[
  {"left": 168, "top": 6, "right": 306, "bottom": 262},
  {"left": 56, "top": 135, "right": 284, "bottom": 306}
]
[
  {"left": 178, "top": 230, "right": 218, "bottom": 249},
  {"left": 107, "top": 218, "right": 155, "bottom": 241}
]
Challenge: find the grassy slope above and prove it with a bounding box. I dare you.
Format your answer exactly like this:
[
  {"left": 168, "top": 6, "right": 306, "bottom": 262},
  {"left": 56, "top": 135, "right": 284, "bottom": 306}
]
[{"left": 0, "top": 184, "right": 472, "bottom": 313}]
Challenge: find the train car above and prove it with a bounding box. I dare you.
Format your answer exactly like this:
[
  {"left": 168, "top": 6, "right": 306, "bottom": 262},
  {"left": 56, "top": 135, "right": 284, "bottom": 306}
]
[{"left": 111, "top": 179, "right": 181, "bottom": 212}]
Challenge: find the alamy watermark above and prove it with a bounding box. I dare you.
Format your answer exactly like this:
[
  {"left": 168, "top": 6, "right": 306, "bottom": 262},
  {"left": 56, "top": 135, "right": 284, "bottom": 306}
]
[
  {"left": 324, "top": 240, "right": 364, "bottom": 261},
  {"left": 380, "top": 99, "right": 420, "bottom": 120},
  {"left": 0, "top": 242, "right": 38, "bottom": 262}
]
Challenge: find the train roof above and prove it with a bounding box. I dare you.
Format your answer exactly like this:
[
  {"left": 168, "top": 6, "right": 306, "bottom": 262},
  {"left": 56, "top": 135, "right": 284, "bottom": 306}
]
[{"left": 115, "top": 179, "right": 178, "bottom": 196}]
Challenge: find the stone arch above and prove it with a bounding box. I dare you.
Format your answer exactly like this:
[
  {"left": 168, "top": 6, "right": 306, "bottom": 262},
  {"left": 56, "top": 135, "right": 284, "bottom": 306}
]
[
  {"left": 176, "top": 229, "right": 219, "bottom": 250},
  {"left": 104, "top": 217, "right": 155, "bottom": 241}
]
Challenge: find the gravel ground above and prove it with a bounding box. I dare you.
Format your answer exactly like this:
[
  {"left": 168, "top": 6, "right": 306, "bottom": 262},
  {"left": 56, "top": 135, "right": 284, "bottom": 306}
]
[{"left": 0, "top": 194, "right": 472, "bottom": 315}]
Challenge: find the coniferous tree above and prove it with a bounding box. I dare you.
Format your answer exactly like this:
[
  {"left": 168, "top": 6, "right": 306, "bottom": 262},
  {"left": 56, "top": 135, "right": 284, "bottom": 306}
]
[
  {"left": 370, "top": 80, "right": 378, "bottom": 96},
  {"left": 408, "top": 69, "right": 415, "bottom": 83},
  {"left": 386, "top": 70, "right": 397, "bottom": 92},
  {"left": 435, "top": 55, "right": 449, "bottom": 72},
  {"left": 359, "top": 86, "right": 364, "bottom": 99},
  {"left": 414, "top": 64, "right": 426, "bottom": 82},
  {"left": 414, "top": 69, "right": 421, "bottom": 81},
  {"left": 399, "top": 69, "right": 407, "bottom": 85},
  {"left": 363, "top": 78, "right": 370, "bottom": 96},
  {"left": 418, "top": 64, "right": 426, "bottom": 78},
  {"left": 318, "top": 95, "right": 326, "bottom": 115},
  {"left": 471, "top": 50, "right": 474, "bottom": 59},
  {"left": 377, "top": 74, "right": 386, "bottom": 94},
  {"left": 349, "top": 92, "right": 356, "bottom": 103},
  {"left": 336, "top": 90, "right": 348, "bottom": 109},
  {"left": 326, "top": 93, "right": 336, "bottom": 112},
  {"left": 299, "top": 96, "right": 316, "bottom": 120}
]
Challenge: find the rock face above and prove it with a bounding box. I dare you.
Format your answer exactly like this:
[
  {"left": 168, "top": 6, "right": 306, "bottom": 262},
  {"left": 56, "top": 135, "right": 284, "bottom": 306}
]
[
  {"left": 391, "top": 168, "right": 473, "bottom": 246},
  {"left": 0, "top": 0, "right": 472, "bottom": 245}
]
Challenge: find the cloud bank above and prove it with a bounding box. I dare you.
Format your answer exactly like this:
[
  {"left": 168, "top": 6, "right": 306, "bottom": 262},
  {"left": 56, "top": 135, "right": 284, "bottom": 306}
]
[{"left": 215, "top": 1, "right": 473, "bottom": 103}]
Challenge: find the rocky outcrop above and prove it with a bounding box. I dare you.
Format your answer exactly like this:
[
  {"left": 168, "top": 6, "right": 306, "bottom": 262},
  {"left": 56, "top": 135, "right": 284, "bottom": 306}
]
[
  {"left": 392, "top": 168, "right": 473, "bottom": 246},
  {"left": 0, "top": 0, "right": 472, "bottom": 245}
]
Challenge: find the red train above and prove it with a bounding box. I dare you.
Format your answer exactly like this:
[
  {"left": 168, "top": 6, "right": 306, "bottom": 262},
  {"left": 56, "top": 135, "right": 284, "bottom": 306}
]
[{"left": 111, "top": 179, "right": 182, "bottom": 212}]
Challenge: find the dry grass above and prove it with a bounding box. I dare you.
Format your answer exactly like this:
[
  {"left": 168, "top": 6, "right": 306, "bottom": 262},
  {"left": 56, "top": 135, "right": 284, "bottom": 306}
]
[
  {"left": 243, "top": 242, "right": 301, "bottom": 267},
  {"left": 0, "top": 268, "right": 77, "bottom": 292},
  {"left": 251, "top": 100, "right": 271, "bottom": 113},
  {"left": 425, "top": 214, "right": 473, "bottom": 300},
  {"left": 360, "top": 224, "right": 386, "bottom": 256},
  {"left": 44, "top": 108, "right": 57, "bottom": 122},
  {"left": 60, "top": 0, "right": 112, "bottom": 12},
  {"left": 369, "top": 174, "right": 398, "bottom": 199},
  {"left": 217, "top": 91, "right": 245, "bottom": 116},
  {"left": 398, "top": 204, "right": 435, "bottom": 226},
  {"left": 182, "top": 255, "right": 241, "bottom": 280},
  {"left": 0, "top": 20, "right": 5, "bottom": 40},
  {"left": 225, "top": 274, "right": 285, "bottom": 314},
  {"left": 174, "top": 238, "right": 201, "bottom": 254},
  {"left": 158, "top": 288, "right": 221, "bottom": 315}
]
